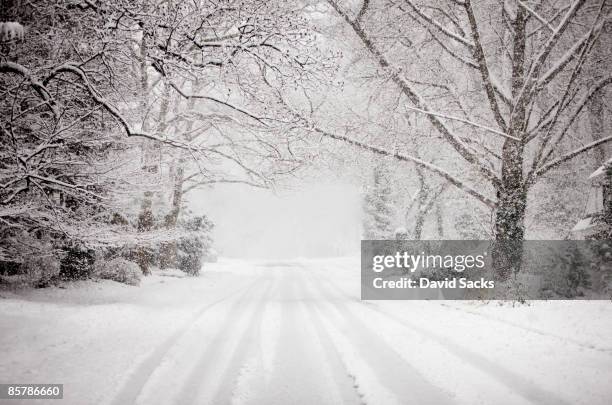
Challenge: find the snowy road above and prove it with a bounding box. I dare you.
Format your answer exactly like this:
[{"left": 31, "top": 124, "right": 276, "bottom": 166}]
[{"left": 1, "top": 258, "right": 611, "bottom": 405}]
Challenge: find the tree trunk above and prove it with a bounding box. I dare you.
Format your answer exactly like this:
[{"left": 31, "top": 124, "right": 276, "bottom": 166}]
[
  {"left": 135, "top": 34, "right": 153, "bottom": 275},
  {"left": 587, "top": 20, "right": 610, "bottom": 165},
  {"left": 158, "top": 160, "right": 184, "bottom": 268},
  {"left": 435, "top": 202, "right": 444, "bottom": 238},
  {"left": 412, "top": 163, "right": 429, "bottom": 240},
  {"left": 135, "top": 36, "right": 171, "bottom": 275},
  {"left": 492, "top": 5, "right": 527, "bottom": 280},
  {"left": 492, "top": 171, "right": 527, "bottom": 280},
  {"left": 413, "top": 208, "right": 426, "bottom": 240},
  {"left": 135, "top": 197, "right": 154, "bottom": 275},
  {"left": 492, "top": 105, "right": 528, "bottom": 279}
]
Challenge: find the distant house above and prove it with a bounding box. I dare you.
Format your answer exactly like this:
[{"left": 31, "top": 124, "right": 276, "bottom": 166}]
[{"left": 572, "top": 157, "right": 612, "bottom": 239}]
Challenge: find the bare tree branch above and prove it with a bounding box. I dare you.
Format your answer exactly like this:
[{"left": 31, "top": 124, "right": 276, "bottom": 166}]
[
  {"left": 403, "top": 0, "right": 475, "bottom": 50},
  {"left": 517, "top": 1, "right": 555, "bottom": 32},
  {"left": 463, "top": 0, "right": 508, "bottom": 133},
  {"left": 533, "top": 134, "right": 612, "bottom": 179},
  {"left": 312, "top": 125, "right": 496, "bottom": 208},
  {"left": 327, "top": 0, "right": 501, "bottom": 189},
  {"left": 356, "top": 0, "right": 370, "bottom": 22},
  {"left": 518, "top": 0, "right": 587, "bottom": 101},
  {"left": 402, "top": 104, "right": 519, "bottom": 141}
]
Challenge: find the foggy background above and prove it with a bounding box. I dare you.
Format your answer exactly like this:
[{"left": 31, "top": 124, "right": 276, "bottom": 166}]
[{"left": 188, "top": 180, "right": 363, "bottom": 259}]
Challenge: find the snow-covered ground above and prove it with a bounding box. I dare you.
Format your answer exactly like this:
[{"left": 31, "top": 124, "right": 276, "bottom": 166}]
[{"left": 1, "top": 258, "right": 611, "bottom": 405}]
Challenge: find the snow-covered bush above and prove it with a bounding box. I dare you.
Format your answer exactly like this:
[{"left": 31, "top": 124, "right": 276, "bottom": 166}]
[
  {"left": 176, "top": 215, "right": 213, "bottom": 276},
  {"left": 22, "top": 255, "right": 61, "bottom": 287},
  {"left": 177, "top": 239, "right": 202, "bottom": 276},
  {"left": 0, "top": 254, "right": 60, "bottom": 288},
  {"left": 95, "top": 258, "right": 141, "bottom": 286},
  {"left": 59, "top": 245, "right": 96, "bottom": 280}
]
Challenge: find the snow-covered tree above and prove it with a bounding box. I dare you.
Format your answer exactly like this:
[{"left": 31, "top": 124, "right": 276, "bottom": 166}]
[
  {"left": 304, "top": 0, "right": 612, "bottom": 278},
  {"left": 0, "top": 3, "right": 127, "bottom": 270},
  {"left": 362, "top": 162, "right": 395, "bottom": 239},
  {"left": 0, "top": 0, "right": 330, "bottom": 280}
]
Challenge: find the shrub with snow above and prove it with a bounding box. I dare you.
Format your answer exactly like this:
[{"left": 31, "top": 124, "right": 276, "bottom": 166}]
[
  {"left": 95, "top": 258, "right": 141, "bottom": 286},
  {"left": 59, "top": 245, "right": 96, "bottom": 280},
  {"left": 176, "top": 214, "right": 213, "bottom": 276},
  {"left": 23, "top": 255, "right": 61, "bottom": 287},
  {"left": 0, "top": 254, "right": 60, "bottom": 288},
  {"left": 177, "top": 234, "right": 204, "bottom": 276}
]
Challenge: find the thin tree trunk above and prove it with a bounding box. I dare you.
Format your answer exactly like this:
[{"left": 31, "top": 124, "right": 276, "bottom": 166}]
[
  {"left": 435, "top": 202, "right": 444, "bottom": 238},
  {"left": 407, "top": 143, "right": 448, "bottom": 240},
  {"left": 588, "top": 20, "right": 610, "bottom": 165},
  {"left": 135, "top": 34, "right": 153, "bottom": 275},
  {"left": 136, "top": 38, "right": 170, "bottom": 274},
  {"left": 412, "top": 162, "right": 429, "bottom": 240},
  {"left": 158, "top": 160, "right": 184, "bottom": 268}
]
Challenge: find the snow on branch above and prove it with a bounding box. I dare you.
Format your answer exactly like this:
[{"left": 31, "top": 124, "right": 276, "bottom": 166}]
[
  {"left": 182, "top": 178, "right": 268, "bottom": 194},
  {"left": 165, "top": 81, "right": 270, "bottom": 127},
  {"left": 312, "top": 125, "right": 497, "bottom": 209},
  {"left": 327, "top": 0, "right": 501, "bottom": 190},
  {"left": 405, "top": 11, "right": 511, "bottom": 109},
  {"left": 517, "top": 1, "right": 555, "bottom": 32},
  {"left": 463, "top": 0, "right": 508, "bottom": 133},
  {"left": 535, "top": 21, "right": 604, "bottom": 92},
  {"left": 402, "top": 104, "right": 519, "bottom": 141},
  {"left": 356, "top": 0, "right": 370, "bottom": 22},
  {"left": 39, "top": 63, "right": 242, "bottom": 153},
  {"left": 402, "top": 0, "right": 475, "bottom": 50},
  {"left": 0, "top": 62, "right": 58, "bottom": 118},
  {"left": 534, "top": 134, "right": 612, "bottom": 178},
  {"left": 28, "top": 174, "right": 107, "bottom": 201},
  {"left": 535, "top": 75, "right": 612, "bottom": 168},
  {"left": 519, "top": 0, "right": 588, "bottom": 99},
  {"left": 490, "top": 76, "right": 512, "bottom": 106}
]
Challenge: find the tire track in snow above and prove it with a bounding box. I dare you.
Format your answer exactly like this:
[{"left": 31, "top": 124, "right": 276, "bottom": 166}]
[
  {"left": 175, "top": 278, "right": 272, "bottom": 405},
  {"left": 209, "top": 280, "right": 273, "bottom": 405},
  {"left": 109, "top": 277, "right": 263, "bottom": 405},
  {"left": 296, "top": 273, "right": 366, "bottom": 405},
  {"left": 245, "top": 268, "right": 363, "bottom": 405},
  {"left": 305, "top": 270, "right": 455, "bottom": 405},
  {"left": 318, "top": 274, "right": 573, "bottom": 405}
]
